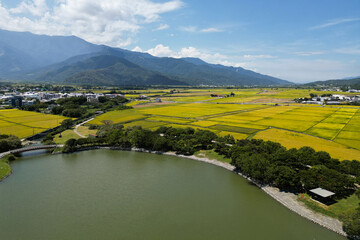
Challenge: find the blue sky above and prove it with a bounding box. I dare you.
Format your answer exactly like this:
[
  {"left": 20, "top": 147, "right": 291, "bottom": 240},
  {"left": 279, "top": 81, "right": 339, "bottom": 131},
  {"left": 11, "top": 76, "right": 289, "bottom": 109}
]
[{"left": 0, "top": 0, "right": 359, "bottom": 82}]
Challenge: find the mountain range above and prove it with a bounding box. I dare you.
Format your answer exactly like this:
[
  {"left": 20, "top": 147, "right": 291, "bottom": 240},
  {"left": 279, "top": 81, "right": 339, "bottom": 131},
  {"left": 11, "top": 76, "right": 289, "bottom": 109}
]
[
  {"left": 0, "top": 29, "right": 292, "bottom": 86},
  {"left": 305, "top": 77, "right": 360, "bottom": 89}
]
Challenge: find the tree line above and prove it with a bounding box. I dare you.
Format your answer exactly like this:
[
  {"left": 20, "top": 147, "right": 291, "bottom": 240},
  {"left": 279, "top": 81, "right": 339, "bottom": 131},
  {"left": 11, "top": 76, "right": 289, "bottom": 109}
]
[{"left": 21, "top": 96, "right": 130, "bottom": 118}]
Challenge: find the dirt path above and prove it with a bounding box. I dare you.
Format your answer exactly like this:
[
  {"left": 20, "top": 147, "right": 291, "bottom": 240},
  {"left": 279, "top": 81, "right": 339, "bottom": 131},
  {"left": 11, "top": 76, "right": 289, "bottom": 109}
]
[{"left": 74, "top": 118, "right": 94, "bottom": 138}]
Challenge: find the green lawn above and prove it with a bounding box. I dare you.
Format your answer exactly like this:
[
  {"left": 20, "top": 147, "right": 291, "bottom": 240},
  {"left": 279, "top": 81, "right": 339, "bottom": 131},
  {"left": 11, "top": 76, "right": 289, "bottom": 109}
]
[
  {"left": 194, "top": 150, "right": 231, "bottom": 163},
  {"left": 54, "top": 129, "right": 81, "bottom": 145},
  {"left": 298, "top": 193, "right": 360, "bottom": 219},
  {"left": 0, "top": 160, "right": 12, "bottom": 181}
]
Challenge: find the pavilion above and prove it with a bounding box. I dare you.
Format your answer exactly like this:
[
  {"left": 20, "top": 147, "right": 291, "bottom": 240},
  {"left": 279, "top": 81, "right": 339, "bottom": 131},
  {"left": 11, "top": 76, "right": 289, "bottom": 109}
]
[{"left": 309, "top": 187, "right": 335, "bottom": 204}]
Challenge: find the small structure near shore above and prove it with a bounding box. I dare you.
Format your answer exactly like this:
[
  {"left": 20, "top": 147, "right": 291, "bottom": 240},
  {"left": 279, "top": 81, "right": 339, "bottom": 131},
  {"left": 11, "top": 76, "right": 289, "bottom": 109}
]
[{"left": 309, "top": 187, "right": 335, "bottom": 204}]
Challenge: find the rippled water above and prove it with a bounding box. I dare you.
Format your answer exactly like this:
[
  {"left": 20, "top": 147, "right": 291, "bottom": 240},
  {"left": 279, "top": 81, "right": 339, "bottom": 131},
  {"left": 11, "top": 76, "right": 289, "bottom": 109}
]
[{"left": 0, "top": 150, "right": 344, "bottom": 240}]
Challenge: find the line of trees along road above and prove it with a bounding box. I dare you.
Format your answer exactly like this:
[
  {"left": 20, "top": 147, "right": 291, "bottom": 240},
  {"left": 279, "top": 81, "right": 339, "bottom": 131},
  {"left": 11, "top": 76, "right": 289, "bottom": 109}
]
[{"left": 61, "top": 124, "right": 360, "bottom": 238}]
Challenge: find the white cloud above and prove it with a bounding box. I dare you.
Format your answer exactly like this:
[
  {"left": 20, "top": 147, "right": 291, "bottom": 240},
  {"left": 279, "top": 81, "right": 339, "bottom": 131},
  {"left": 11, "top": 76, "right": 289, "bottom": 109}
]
[
  {"left": 180, "top": 25, "right": 197, "bottom": 32},
  {"left": 242, "top": 58, "right": 360, "bottom": 83},
  {"left": 243, "top": 54, "right": 275, "bottom": 59},
  {"left": 154, "top": 24, "right": 169, "bottom": 31},
  {"left": 132, "top": 46, "right": 143, "bottom": 52},
  {"left": 180, "top": 26, "right": 223, "bottom": 33},
  {"left": 144, "top": 44, "right": 229, "bottom": 64},
  {"left": 335, "top": 46, "right": 360, "bottom": 55},
  {"left": 200, "top": 27, "right": 223, "bottom": 33},
  {"left": 146, "top": 44, "right": 173, "bottom": 57},
  {"left": 9, "top": 0, "right": 48, "bottom": 16},
  {"left": 0, "top": 0, "right": 183, "bottom": 47},
  {"left": 309, "top": 18, "right": 360, "bottom": 30},
  {"left": 294, "top": 51, "right": 324, "bottom": 56}
]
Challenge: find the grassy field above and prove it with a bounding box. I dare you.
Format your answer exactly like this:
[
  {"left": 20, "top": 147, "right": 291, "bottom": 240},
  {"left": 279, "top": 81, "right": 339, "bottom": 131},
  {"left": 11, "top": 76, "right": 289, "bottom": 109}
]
[
  {"left": 76, "top": 126, "right": 97, "bottom": 137},
  {"left": 0, "top": 109, "right": 69, "bottom": 139},
  {"left": 54, "top": 129, "right": 81, "bottom": 144},
  {"left": 0, "top": 160, "right": 11, "bottom": 181},
  {"left": 298, "top": 193, "right": 360, "bottom": 219},
  {"left": 87, "top": 88, "right": 360, "bottom": 161},
  {"left": 194, "top": 150, "right": 231, "bottom": 163}
]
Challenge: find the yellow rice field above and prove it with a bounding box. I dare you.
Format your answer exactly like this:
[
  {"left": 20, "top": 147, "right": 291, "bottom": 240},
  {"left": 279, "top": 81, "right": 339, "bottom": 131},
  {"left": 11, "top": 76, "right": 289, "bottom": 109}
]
[
  {"left": 0, "top": 109, "right": 69, "bottom": 139},
  {"left": 88, "top": 92, "right": 360, "bottom": 160},
  {"left": 254, "top": 128, "right": 360, "bottom": 161}
]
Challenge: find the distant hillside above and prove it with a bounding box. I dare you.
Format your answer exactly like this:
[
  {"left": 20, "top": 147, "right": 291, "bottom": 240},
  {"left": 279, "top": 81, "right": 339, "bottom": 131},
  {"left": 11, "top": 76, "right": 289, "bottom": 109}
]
[
  {"left": 0, "top": 29, "right": 292, "bottom": 86},
  {"left": 306, "top": 77, "right": 360, "bottom": 89},
  {"left": 0, "top": 29, "right": 101, "bottom": 76},
  {"left": 89, "top": 47, "right": 291, "bottom": 86},
  {"left": 37, "top": 55, "right": 187, "bottom": 86}
]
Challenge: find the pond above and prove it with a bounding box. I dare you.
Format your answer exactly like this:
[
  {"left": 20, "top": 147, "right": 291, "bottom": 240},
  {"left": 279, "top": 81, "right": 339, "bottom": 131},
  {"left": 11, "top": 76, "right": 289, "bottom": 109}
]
[{"left": 0, "top": 150, "right": 345, "bottom": 240}]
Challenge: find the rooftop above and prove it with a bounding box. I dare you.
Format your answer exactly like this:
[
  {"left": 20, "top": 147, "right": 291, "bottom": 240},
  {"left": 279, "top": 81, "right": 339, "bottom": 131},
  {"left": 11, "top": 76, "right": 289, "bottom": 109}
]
[{"left": 310, "top": 187, "right": 335, "bottom": 198}]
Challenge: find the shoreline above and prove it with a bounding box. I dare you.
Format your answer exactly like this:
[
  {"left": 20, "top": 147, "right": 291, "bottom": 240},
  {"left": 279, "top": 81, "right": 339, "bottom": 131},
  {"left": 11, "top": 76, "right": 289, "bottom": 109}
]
[
  {"left": 3, "top": 145, "right": 347, "bottom": 237},
  {"left": 108, "top": 146, "right": 347, "bottom": 237}
]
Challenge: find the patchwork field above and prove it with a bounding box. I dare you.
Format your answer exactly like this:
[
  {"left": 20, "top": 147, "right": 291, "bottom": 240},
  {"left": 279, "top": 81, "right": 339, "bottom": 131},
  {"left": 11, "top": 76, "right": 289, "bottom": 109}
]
[
  {"left": 254, "top": 128, "right": 360, "bottom": 161},
  {"left": 88, "top": 90, "right": 360, "bottom": 161},
  {"left": 0, "top": 109, "right": 69, "bottom": 139}
]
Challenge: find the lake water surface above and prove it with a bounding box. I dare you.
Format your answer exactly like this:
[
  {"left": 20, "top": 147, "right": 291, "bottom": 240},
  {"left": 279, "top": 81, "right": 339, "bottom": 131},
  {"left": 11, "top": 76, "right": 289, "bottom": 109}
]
[{"left": 0, "top": 150, "right": 345, "bottom": 240}]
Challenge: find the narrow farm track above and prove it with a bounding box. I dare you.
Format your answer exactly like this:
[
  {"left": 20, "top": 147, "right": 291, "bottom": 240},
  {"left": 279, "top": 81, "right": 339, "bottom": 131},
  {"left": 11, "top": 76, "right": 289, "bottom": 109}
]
[{"left": 74, "top": 118, "right": 95, "bottom": 138}]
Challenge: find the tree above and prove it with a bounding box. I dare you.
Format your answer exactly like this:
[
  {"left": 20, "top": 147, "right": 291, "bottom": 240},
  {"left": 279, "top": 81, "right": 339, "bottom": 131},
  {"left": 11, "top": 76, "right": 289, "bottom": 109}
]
[
  {"left": 273, "top": 166, "right": 301, "bottom": 191},
  {"left": 51, "top": 106, "right": 64, "bottom": 115},
  {"left": 128, "top": 129, "right": 147, "bottom": 148},
  {"left": 222, "top": 134, "right": 235, "bottom": 144},
  {"left": 62, "top": 108, "right": 84, "bottom": 118},
  {"left": 62, "top": 138, "right": 77, "bottom": 153},
  {"left": 194, "top": 130, "right": 217, "bottom": 149},
  {"left": 60, "top": 119, "right": 73, "bottom": 129},
  {"left": 174, "top": 139, "right": 196, "bottom": 155},
  {"left": 300, "top": 165, "right": 355, "bottom": 199},
  {"left": 152, "top": 136, "right": 169, "bottom": 152},
  {"left": 342, "top": 207, "right": 360, "bottom": 239},
  {"left": 0, "top": 135, "right": 21, "bottom": 153},
  {"left": 98, "top": 96, "right": 109, "bottom": 103}
]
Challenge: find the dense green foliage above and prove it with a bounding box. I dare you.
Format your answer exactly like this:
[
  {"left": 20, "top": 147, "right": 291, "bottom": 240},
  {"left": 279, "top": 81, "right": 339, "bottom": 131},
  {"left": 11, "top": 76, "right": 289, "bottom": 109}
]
[
  {"left": 0, "top": 134, "right": 22, "bottom": 153},
  {"left": 55, "top": 96, "right": 129, "bottom": 118},
  {"left": 342, "top": 204, "right": 360, "bottom": 239},
  {"left": 21, "top": 95, "right": 129, "bottom": 119}
]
